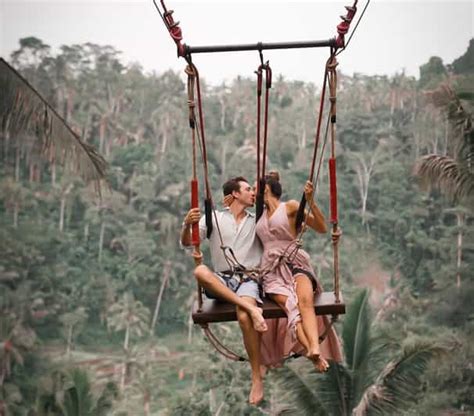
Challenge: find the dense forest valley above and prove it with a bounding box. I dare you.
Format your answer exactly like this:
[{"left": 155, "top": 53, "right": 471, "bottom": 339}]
[{"left": 0, "top": 36, "right": 473, "bottom": 415}]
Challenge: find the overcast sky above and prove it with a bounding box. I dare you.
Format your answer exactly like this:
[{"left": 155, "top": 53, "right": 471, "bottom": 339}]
[{"left": 0, "top": 0, "right": 472, "bottom": 85}]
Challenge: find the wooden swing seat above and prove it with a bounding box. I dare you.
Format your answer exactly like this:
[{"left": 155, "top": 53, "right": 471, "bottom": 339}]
[{"left": 192, "top": 291, "right": 345, "bottom": 325}]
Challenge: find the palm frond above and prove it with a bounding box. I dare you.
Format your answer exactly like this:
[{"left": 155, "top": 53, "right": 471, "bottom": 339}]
[
  {"left": 414, "top": 154, "right": 474, "bottom": 203},
  {"left": 274, "top": 365, "right": 327, "bottom": 416},
  {"left": 341, "top": 289, "right": 374, "bottom": 408},
  {"left": 316, "top": 362, "right": 353, "bottom": 416},
  {"left": 0, "top": 58, "right": 107, "bottom": 189},
  {"left": 94, "top": 381, "right": 119, "bottom": 416},
  {"left": 343, "top": 289, "right": 371, "bottom": 372},
  {"left": 352, "top": 340, "right": 446, "bottom": 416},
  {"left": 63, "top": 368, "right": 94, "bottom": 416}
]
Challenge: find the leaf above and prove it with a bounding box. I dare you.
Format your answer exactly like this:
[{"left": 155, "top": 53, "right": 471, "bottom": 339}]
[
  {"left": 414, "top": 154, "right": 474, "bottom": 204},
  {"left": 0, "top": 58, "right": 107, "bottom": 190},
  {"left": 274, "top": 364, "right": 328, "bottom": 416},
  {"left": 353, "top": 340, "right": 446, "bottom": 415}
]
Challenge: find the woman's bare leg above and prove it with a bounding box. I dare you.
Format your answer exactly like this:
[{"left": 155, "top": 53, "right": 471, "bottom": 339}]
[
  {"left": 295, "top": 274, "right": 329, "bottom": 372},
  {"left": 270, "top": 293, "right": 311, "bottom": 353}
]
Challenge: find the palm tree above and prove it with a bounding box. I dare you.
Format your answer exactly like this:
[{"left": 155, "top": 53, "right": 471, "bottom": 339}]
[
  {"left": 106, "top": 292, "right": 150, "bottom": 390},
  {"left": 59, "top": 307, "right": 89, "bottom": 359},
  {"left": 0, "top": 57, "right": 107, "bottom": 187},
  {"left": 35, "top": 368, "right": 119, "bottom": 416},
  {"left": 274, "top": 290, "right": 445, "bottom": 415},
  {"left": 414, "top": 83, "right": 474, "bottom": 205},
  {"left": 414, "top": 83, "right": 473, "bottom": 288}
]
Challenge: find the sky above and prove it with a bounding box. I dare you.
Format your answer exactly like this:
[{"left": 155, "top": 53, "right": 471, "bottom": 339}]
[{"left": 0, "top": 0, "right": 473, "bottom": 86}]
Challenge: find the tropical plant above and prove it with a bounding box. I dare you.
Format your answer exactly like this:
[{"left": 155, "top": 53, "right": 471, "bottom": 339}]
[
  {"left": 106, "top": 292, "right": 150, "bottom": 390},
  {"left": 414, "top": 83, "right": 474, "bottom": 205},
  {"left": 35, "top": 368, "right": 119, "bottom": 416},
  {"left": 0, "top": 55, "right": 107, "bottom": 186},
  {"left": 59, "top": 307, "right": 89, "bottom": 358},
  {"left": 273, "top": 290, "right": 445, "bottom": 415}
]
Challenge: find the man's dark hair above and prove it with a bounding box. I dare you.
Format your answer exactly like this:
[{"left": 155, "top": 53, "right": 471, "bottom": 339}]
[{"left": 223, "top": 176, "right": 248, "bottom": 196}]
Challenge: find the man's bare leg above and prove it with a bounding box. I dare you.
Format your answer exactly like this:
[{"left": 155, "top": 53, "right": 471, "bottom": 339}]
[
  {"left": 237, "top": 297, "right": 264, "bottom": 405},
  {"left": 194, "top": 265, "right": 267, "bottom": 332},
  {"left": 295, "top": 275, "right": 329, "bottom": 372}
]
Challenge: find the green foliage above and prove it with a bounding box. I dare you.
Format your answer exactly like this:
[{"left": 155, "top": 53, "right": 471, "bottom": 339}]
[
  {"left": 451, "top": 38, "right": 474, "bottom": 74},
  {"left": 275, "top": 291, "right": 446, "bottom": 416},
  {"left": 0, "top": 36, "right": 473, "bottom": 414}
]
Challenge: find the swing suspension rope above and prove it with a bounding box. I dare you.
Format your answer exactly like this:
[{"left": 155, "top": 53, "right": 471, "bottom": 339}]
[
  {"left": 155, "top": 0, "right": 367, "bottom": 359},
  {"left": 256, "top": 50, "right": 272, "bottom": 221}
]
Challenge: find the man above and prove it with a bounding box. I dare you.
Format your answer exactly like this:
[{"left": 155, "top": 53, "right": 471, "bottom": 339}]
[{"left": 180, "top": 176, "right": 266, "bottom": 405}]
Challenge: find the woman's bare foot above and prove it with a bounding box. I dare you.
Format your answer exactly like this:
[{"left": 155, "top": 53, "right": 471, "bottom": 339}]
[
  {"left": 307, "top": 346, "right": 329, "bottom": 372},
  {"left": 249, "top": 377, "right": 264, "bottom": 405},
  {"left": 249, "top": 307, "right": 268, "bottom": 332},
  {"left": 309, "top": 354, "right": 329, "bottom": 372}
]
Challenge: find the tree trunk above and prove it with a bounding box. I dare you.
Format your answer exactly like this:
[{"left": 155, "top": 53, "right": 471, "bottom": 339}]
[
  {"left": 456, "top": 212, "right": 464, "bottom": 288},
  {"left": 51, "top": 161, "right": 56, "bottom": 186},
  {"left": 84, "top": 223, "right": 89, "bottom": 241},
  {"left": 121, "top": 323, "right": 130, "bottom": 391},
  {"left": 59, "top": 197, "right": 66, "bottom": 232},
  {"left": 143, "top": 391, "right": 150, "bottom": 416},
  {"left": 220, "top": 142, "right": 227, "bottom": 184},
  {"left": 15, "top": 147, "right": 20, "bottom": 182},
  {"left": 160, "top": 113, "right": 169, "bottom": 155},
  {"left": 150, "top": 261, "right": 171, "bottom": 334},
  {"left": 13, "top": 203, "right": 19, "bottom": 229},
  {"left": 99, "top": 221, "right": 105, "bottom": 264},
  {"left": 66, "top": 325, "right": 73, "bottom": 358}
]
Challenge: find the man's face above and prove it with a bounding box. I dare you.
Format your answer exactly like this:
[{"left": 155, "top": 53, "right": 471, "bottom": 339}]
[{"left": 233, "top": 181, "right": 255, "bottom": 207}]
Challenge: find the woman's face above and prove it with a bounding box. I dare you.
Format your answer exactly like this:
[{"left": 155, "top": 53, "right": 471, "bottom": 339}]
[{"left": 263, "top": 184, "right": 272, "bottom": 204}]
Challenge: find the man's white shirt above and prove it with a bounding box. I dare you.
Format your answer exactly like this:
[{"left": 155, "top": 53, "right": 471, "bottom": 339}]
[{"left": 197, "top": 208, "right": 262, "bottom": 272}]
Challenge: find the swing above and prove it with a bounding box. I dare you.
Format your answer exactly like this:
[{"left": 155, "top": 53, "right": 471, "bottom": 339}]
[{"left": 155, "top": 0, "right": 365, "bottom": 360}]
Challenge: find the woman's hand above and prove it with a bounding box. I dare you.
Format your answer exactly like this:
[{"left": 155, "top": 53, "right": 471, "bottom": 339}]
[
  {"left": 304, "top": 181, "right": 315, "bottom": 204},
  {"left": 331, "top": 227, "right": 342, "bottom": 243}
]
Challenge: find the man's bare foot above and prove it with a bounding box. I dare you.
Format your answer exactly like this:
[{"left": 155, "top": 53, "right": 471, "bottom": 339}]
[
  {"left": 249, "top": 307, "right": 268, "bottom": 332},
  {"left": 249, "top": 377, "right": 264, "bottom": 405}
]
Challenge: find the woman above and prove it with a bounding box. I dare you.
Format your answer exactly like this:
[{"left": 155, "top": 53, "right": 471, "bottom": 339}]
[{"left": 256, "top": 171, "right": 342, "bottom": 371}]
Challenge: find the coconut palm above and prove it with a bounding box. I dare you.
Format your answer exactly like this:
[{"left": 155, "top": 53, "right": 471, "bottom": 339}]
[
  {"left": 414, "top": 83, "right": 474, "bottom": 205},
  {"left": 35, "top": 368, "right": 119, "bottom": 416},
  {"left": 0, "top": 56, "right": 107, "bottom": 187},
  {"left": 274, "top": 290, "right": 445, "bottom": 415},
  {"left": 106, "top": 292, "right": 150, "bottom": 390},
  {"left": 59, "top": 307, "right": 89, "bottom": 358}
]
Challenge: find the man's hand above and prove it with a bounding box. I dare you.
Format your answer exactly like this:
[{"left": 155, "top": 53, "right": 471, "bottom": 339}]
[
  {"left": 191, "top": 250, "right": 203, "bottom": 265},
  {"left": 223, "top": 194, "right": 234, "bottom": 208},
  {"left": 184, "top": 207, "right": 201, "bottom": 226}
]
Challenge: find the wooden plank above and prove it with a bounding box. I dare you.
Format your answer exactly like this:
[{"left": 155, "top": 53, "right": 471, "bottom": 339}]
[{"left": 192, "top": 291, "right": 345, "bottom": 325}]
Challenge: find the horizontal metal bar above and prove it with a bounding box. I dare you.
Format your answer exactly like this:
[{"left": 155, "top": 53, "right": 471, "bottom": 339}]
[{"left": 184, "top": 38, "right": 337, "bottom": 55}]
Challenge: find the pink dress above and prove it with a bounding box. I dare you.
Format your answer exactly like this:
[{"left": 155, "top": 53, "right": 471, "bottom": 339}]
[{"left": 258, "top": 202, "right": 343, "bottom": 366}]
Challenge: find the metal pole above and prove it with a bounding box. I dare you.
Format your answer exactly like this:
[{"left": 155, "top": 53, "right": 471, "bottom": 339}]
[{"left": 184, "top": 38, "right": 337, "bottom": 55}]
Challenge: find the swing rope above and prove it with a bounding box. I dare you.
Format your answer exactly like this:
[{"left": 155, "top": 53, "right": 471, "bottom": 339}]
[{"left": 155, "top": 0, "right": 371, "bottom": 362}]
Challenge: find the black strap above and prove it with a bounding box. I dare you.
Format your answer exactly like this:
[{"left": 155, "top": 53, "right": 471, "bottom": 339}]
[{"left": 205, "top": 198, "right": 213, "bottom": 238}]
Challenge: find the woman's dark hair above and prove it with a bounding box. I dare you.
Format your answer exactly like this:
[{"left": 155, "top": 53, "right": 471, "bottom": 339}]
[
  {"left": 265, "top": 170, "right": 282, "bottom": 199},
  {"left": 222, "top": 176, "right": 248, "bottom": 196}
]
